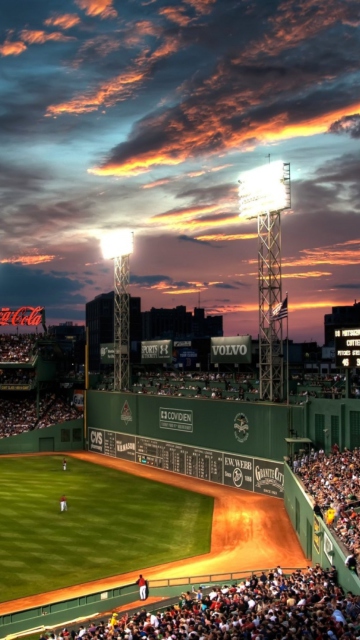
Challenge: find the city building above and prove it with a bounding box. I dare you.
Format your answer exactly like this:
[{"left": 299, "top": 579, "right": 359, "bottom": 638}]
[
  {"left": 324, "top": 300, "right": 360, "bottom": 345},
  {"left": 86, "top": 293, "right": 142, "bottom": 371},
  {"left": 142, "top": 305, "right": 223, "bottom": 340}
]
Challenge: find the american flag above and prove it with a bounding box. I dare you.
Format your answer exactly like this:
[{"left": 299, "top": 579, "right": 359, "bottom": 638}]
[{"left": 271, "top": 296, "right": 288, "bottom": 320}]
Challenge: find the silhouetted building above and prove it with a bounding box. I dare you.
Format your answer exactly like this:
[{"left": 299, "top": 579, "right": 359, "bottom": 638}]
[
  {"left": 86, "top": 293, "right": 142, "bottom": 371},
  {"left": 324, "top": 301, "right": 360, "bottom": 345},
  {"left": 48, "top": 322, "right": 86, "bottom": 370},
  {"left": 142, "top": 305, "right": 223, "bottom": 340}
]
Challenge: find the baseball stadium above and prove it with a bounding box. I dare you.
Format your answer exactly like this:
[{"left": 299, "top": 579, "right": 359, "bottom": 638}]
[
  {"left": 1, "top": 320, "right": 360, "bottom": 638},
  {"left": 1, "top": 164, "right": 360, "bottom": 637}
]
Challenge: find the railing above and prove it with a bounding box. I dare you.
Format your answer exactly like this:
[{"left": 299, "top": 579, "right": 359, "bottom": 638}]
[{"left": 0, "top": 568, "right": 307, "bottom": 638}]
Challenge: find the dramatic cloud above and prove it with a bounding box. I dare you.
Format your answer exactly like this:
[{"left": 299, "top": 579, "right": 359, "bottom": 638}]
[
  {"left": 0, "top": 264, "right": 86, "bottom": 308},
  {"left": 74, "top": 0, "right": 117, "bottom": 19},
  {"left": 1, "top": 0, "right": 360, "bottom": 341},
  {"left": 19, "top": 30, "right": 75, "bottom": 44},
  {"left": 44, "top": 14, "right": 81, "bottom": 30},
  {"left": 329, "top": 114, "right": 360, "bottom": 138},
  {"left": 0, "top": 40, "right": 27, "bottom": 56}
]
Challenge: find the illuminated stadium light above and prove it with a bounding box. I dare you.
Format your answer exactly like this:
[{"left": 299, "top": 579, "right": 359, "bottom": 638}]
[
  {"left": 101, "top": 229, "right": 134, "bottom": 260},
  {"left": 238, "top": 160, "right": 290, "bottom": 219}
]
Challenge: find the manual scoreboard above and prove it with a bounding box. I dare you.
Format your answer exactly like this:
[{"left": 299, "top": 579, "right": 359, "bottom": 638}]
[{"left": 335, "top": 327, "right": 360, "bottom": 368}]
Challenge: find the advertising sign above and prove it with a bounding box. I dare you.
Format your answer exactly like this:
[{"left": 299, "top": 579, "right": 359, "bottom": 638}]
[
  {"left": 73, "top": 389, "right": 84, "bottom": 411},
  {"left": 335, "top": 328, "right": 360, "bottom": 368},
  {"left": 159, "top": 407, "right": 193, "bottom": 432},
  {"left": 223, "top": 454, "right": 254, "bottom": 491},
  {"left": 100, "top": 343, "right": 115, "bottom": 364},
  {"left": 0, "top": 306, "right": 45, "bottom": 327},
  {"left": 116, "top": 433, "right": 136, "bottom": 461},
  {"left": 88, "top": 428, "right": 104, "bottom": 454},
  {"left": 211, "top": 336, "right": 252, "bottom": 364},
  {"left": 141, "top": 340, "right": 172, "bottom": 364},
  {"left": 253, "top": 458, "right": 284, "bottom": 498},
  {"left": 178, "top": 348, "right": 198, "bottom": 367},
  {"left": 0, "top": 384, "right": 31, "bottom": 391}
]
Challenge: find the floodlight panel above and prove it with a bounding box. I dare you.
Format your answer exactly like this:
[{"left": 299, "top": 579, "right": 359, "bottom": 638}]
[
  {"left": 238, "top": 160, "right": 289, "bottom": 218},
  {"left": 101, "top": 230, "right": 134, "bottom": 259}
]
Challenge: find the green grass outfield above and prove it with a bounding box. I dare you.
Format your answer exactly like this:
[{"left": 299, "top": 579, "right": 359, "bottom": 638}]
[{"left": 0, "top": 456, "right": 214, "bottom": 603}]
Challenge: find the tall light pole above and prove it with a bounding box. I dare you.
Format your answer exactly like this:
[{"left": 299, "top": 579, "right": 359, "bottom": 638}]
[
  {"left": 239, "top": 161, "right": 290, "bottom": 401},
  {"left": 101, "top": 230, "right": 134, "bottom": 391}
]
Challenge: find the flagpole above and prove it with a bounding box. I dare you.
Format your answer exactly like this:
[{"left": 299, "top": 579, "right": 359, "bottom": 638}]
[{"left": 286, "top": 291, "right": 289, "bottom": 405}]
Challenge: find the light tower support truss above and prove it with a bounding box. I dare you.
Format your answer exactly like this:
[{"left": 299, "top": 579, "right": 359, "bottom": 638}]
[
  {"left": 257, "top": 162, "right": 290, "bottom": 401},
  {"left": 114, "top": 254, "right": 131, "bottom": 391},
  {"left": 238, "top": 160, "right": 290, "bottom": 402},
  {"left": 258, "top": 210, "right": 283, "bottom": 401}
]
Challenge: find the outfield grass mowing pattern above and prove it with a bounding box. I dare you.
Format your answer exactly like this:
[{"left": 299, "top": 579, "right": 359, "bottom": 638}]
[{"left": 0, "top": 456, "right": 214, "bottom": 603}]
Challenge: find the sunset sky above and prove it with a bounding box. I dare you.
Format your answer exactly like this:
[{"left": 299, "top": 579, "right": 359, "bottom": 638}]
[{"left": 1, "top": 0, "right": 359, "bottom": 344}]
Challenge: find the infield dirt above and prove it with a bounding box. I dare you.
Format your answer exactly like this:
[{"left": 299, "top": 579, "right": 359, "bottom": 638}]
[{"left": 0, "top": 451, "right": 306, "bottom": 615}]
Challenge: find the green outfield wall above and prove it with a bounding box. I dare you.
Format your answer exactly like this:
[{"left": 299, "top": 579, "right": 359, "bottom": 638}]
[
  {"left": 87, "top": 391, "right": 305, "bottom": 459},
  {"left": 0, "top": 419, "right": 83, "bottom": 454},
  {"left": 86, "top": 392, "right": 308, "bottom": 498}
]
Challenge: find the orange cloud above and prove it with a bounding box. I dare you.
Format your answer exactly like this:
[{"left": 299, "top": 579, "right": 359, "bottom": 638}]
[
  {"left": 163, "top": 287, "right": 206, "bottom": 295},
  {"left": 92, "top": 97, "right": 360, "bottom": 176},
  {"left": 74, "top": 0, "right": 117, "bottom": 19},
  {"left": 89, "top": 153, "right": 183, "bottom": 175},
  {"left": 183, "top": 0, "right": 216, "bottom": 15},
  {"left": 281, "top": 271, "right": 332, "bottom": 278},
  {"left": 196, "top": 233, "right": 257, "bottom": 241},
  {"left": 0, "top": 40, "right": 27, "bottom": 56},
  {"left": 210, "top": 164, "right": 232, "bottom": 172},
  {"left": 44, "top": 14, "right": 81, "bottom": 29},
  {"left": 20, "top": 30, "right": 75, "bottom": 44},
  {"left": 0, "top": 255, "right": 55, "bottom": 265},
  {"left": 283, "top": 240, "right": 360, "bottom": 267},
  {"left": 187, "top": 170, "right": 206, "bottom": 178},
  {"left": 47, "top": 67, "right": 148, "bottom": 116},
  {"left": 151, "top": 203, "right": 223, "bottom": 223},
  {"left": 235, "top": 0, "right": 356, "bottom": 61},
  {"left": 47, "top": 36, "right": 181, "bottom": 117},
  {"left": 142, "top": 178, "right": 172, "bottom": 189},
  {"left": 159, "top": 7, "right": 192, "bottom": 26}
]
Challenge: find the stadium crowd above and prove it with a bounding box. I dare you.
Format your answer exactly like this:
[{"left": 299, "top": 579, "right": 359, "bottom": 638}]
[
  {"left": 51, "top": 565, "right": 360, "bottom": 640},
  {"left": 0, "top": 393, "right": 82, "bottom": 438},
  {"left": 0, "top": 368, "right": 36, "bottom": 385},
  {"left": 295, "top": 448, "right": 360, "bottom": 557},
  {"left": 0, "top": 334, "right": 38, "bottom": 362}
]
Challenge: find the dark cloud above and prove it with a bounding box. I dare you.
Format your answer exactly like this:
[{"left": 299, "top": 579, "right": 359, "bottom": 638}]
[
  {"left": 328, "top": 114, "right": 360, "bottom": 139},
  {"left": 333, "top": 284, "right": 360, "bottom": 290},
  {"left": 130, "top": 274, "right": 172, "bottom": 286},
  {"left": 176, "top": 183, "right": 235, "bottom": 203},
  {"left": 178, "top": 234, "right": 214, "bottom": 246},
  {"left": 0, "top": 264, "right": 86, "bottom": 309},
  {"left": 212, "top": 282, "right": 240, "bottom": 290}
]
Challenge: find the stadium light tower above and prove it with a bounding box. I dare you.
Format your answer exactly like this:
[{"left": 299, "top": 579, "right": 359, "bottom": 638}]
[
  {"left": 101, "top": 230, "right": 134, "bottom": 392},
  {"left": 239, "top": 161, "right": 290, "bottom": 402}
]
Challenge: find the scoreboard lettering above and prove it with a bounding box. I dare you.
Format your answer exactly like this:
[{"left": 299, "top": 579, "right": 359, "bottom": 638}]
[{"left": 335, "top": 328, "right": 360, "bottom": 368}]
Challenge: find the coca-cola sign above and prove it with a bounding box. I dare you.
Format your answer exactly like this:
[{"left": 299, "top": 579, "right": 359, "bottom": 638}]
[{"left": 0, "top": 306, "right": 44, "bottom": 326}]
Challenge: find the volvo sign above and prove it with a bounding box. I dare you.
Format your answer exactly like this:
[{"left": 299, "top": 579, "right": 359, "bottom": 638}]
[{"left": 211, "top": 336, "right": 252, "bottom": 364}]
